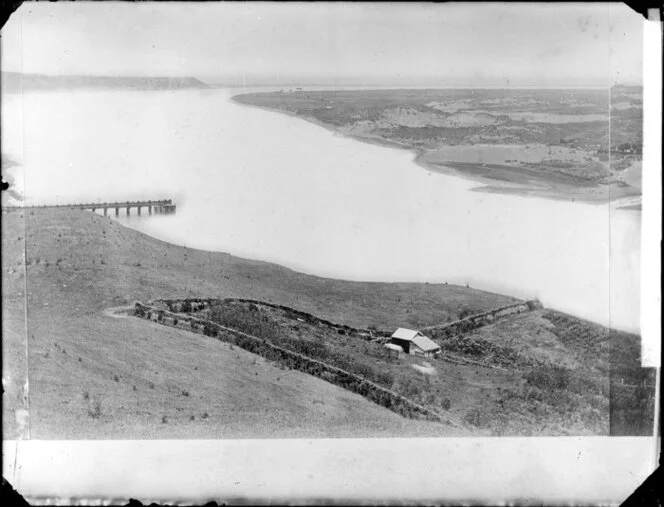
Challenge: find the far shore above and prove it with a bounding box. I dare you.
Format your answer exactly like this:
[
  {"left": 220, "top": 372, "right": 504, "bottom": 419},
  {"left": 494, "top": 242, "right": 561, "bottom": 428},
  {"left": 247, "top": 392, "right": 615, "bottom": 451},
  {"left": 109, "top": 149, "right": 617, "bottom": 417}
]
[
  {"left": 415, "top": 157, "right": 642, "bottom": 205},
  {"left": 231, "top": 93, "right": 641, "bottom": 207}
]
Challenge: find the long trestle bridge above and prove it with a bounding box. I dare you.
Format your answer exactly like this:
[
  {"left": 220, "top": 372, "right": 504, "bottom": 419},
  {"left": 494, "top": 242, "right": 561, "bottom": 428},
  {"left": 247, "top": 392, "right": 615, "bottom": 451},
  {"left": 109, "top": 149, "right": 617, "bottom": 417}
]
[{"left": 2, "top": 199, "right": 176, "bottom": 217}]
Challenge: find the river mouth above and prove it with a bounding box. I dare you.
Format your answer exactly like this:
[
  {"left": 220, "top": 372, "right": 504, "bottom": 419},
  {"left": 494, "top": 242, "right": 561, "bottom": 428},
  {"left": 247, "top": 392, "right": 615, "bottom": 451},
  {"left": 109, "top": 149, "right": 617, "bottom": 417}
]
[{"left": 1, "top": 87, "right": 641, "bottom": 333}]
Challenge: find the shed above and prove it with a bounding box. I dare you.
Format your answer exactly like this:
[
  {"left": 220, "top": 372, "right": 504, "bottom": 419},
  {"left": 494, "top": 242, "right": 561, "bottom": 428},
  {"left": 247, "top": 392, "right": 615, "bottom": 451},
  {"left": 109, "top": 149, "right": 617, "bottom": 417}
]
[
  {"left": 384, "top": 342, "right": 404, "bottom": 359},
  {"left": 389, "top": 328, "right": 441, "bottom": 357}
]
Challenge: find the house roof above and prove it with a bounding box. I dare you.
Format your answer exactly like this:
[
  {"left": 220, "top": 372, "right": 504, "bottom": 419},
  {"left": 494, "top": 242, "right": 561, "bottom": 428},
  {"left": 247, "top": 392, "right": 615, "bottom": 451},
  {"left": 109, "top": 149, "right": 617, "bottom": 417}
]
[
  {"left": 411, "top": 335, "right": 441, "bottom": 352},
  {"left": 391, "top": 328, "right": 440, "bottom": 352},
  {"left": 391, "top": 327, "right": 421, "bottom": 340}
]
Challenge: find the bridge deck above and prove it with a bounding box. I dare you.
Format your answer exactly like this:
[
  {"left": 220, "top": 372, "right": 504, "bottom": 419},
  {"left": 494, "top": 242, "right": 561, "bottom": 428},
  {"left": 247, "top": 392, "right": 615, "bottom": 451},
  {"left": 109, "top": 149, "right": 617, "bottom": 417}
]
[
  {"left": 2, "top": 199, "right": 176, "bottom": 215},
  {"left": 3, "top": 200, "right": 171, "bottom": 209}
]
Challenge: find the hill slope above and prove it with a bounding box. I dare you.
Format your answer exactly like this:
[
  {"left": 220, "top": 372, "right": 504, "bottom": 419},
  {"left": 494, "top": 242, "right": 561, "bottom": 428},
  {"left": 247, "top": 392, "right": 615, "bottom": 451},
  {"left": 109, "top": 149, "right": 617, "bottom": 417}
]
[{"left": 3, "top": 209, "right": 518, "bottom": 438}]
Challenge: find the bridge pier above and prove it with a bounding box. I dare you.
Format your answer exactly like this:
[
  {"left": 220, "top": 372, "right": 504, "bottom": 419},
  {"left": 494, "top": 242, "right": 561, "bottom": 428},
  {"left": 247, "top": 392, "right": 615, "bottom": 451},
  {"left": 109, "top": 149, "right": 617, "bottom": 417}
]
[
  {"left": 103, "top": 207, "right": 108, "bottom": 216},
  {"left": 138, "top": 206, "right": 142, "bottom": 216},
  {"left": 126, "top": 206, "right": 130, "bottom": 216},
  {"left": 148, "top": 206, "right": 152, "bottom": 216},
  {"left": 115, "top": 207, "right": 119, "bottom": 217}
]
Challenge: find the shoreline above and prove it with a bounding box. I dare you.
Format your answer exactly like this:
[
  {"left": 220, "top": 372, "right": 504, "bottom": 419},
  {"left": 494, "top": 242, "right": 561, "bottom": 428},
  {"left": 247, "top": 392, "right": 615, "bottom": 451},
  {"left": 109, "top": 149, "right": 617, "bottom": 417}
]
[
  {"left": 231, "top": 93, "right": 642, "bottom": 207},
  {"left": 76, "top": 208, "right": 641, "bottom": 336},
  {"left": 414, "top": 155, "right": 642, "bottom": 206}
]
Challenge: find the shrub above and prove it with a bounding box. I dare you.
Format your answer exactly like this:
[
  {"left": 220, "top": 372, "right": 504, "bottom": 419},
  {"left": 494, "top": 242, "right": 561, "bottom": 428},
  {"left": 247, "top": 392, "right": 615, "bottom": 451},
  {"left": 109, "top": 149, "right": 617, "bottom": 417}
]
[
  {"left": 203, "top": 323, "right": 217, "bottom": 337},
  {"left": 524, "top": 366, "right": 571, "bottom": 391},
  {"left": 464, "top": 407, "right": 485, "bottom": 427},
  {"left": 87, "top": 397, "right": 103, "bottom": 419},
  {"left": 394, "top": 377, "right": 422, "bottom": 399},
  {"left": 441, "top": 398, "right": 451, "bottom": 410}
]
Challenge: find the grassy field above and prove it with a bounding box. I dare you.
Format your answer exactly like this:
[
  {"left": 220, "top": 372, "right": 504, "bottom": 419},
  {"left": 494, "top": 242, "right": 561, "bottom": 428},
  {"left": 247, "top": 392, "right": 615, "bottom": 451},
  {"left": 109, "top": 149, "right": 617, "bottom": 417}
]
[
  {"left": 3, "top": 208, "right": 517, "bottom": 438},
  {"left": 233, "top": 87, "right": 642, "bottom": 202}
]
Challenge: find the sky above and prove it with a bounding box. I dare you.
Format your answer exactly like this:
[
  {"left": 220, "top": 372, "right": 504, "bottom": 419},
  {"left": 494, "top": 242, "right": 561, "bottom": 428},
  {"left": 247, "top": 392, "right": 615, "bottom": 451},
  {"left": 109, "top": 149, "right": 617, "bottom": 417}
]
[{"left": 1, "top": 2, "right": 644, "bottom": 87}]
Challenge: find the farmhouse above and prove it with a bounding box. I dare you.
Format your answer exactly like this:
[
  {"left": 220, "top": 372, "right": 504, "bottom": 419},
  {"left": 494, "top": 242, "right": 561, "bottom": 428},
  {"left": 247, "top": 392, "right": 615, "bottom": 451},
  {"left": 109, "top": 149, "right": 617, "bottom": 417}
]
[{"left": 386, "top": 328, "right": 441, "bottom": 358}]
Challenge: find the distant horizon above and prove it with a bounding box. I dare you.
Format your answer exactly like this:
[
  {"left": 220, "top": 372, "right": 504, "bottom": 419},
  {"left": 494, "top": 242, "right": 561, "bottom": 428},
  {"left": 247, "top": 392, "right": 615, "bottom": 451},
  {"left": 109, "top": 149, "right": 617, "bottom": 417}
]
[
  {"left": 1, "top": 3, "right": 644, "bottom": 90},
  {"left": 1, "top": 70, "right": 643, "bottom": 90}
]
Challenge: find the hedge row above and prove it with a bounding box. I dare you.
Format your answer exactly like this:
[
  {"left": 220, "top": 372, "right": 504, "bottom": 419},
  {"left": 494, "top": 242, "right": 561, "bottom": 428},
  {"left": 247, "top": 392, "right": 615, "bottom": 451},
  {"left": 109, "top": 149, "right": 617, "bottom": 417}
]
[
  {"left": 204, "top": 301, "right": 395, "bottom": 387},
  {"left": 425, "top": 300, "right": 543, "bottom": 340},
  {"left": 149, "top": 297, "right": 392, "bottom": 338},
  {"left": 149, "top": 298, "right": 543, "bottom": 345}
]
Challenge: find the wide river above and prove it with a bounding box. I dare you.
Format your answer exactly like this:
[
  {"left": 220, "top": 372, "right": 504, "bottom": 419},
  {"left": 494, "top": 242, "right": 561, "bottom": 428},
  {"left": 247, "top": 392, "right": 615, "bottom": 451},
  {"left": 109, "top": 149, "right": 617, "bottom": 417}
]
[{"left": 2, "top": 87, "right": 641, "bottom": 333}]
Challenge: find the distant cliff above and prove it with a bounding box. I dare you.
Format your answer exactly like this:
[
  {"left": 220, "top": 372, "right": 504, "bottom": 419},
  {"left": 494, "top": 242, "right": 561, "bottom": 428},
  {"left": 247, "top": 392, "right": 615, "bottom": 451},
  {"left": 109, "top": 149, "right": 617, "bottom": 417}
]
[{"left": 1, "top": 72, "right": 208, "bottom": 92}]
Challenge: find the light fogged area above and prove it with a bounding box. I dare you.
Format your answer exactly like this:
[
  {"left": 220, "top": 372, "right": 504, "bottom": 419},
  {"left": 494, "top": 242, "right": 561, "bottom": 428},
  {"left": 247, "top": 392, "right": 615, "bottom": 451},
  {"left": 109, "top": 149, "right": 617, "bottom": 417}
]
[
  {"left": 1, "top": 88, "right": 640, "bottom": 333},
  {"left": 1, "top": 3, "right": 643, "bottom": 87}
]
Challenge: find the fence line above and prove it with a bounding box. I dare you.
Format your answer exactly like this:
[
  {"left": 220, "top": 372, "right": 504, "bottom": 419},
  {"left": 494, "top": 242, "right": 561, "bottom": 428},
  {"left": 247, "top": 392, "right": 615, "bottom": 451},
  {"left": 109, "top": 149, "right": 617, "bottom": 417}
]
[
  {"left": 149, "top": 297, "right": 543, "bottom": 343},
  {"left": 422, "top": 300, "right": 543, "bottom": 343},
  {"left": 149, "top": 297, "right": 391, "bottom": 338}
]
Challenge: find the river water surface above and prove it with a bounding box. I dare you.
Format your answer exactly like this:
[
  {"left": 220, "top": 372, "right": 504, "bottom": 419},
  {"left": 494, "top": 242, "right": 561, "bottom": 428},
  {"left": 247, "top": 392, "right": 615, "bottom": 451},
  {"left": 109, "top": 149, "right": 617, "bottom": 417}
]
[{"left": 1, "top": 88, "right": 641, "bottom": 333}]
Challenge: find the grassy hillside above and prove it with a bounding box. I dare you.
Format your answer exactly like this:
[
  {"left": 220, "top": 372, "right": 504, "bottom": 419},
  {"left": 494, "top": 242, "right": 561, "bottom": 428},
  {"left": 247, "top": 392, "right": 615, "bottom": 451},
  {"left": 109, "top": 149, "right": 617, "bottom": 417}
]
[
  {"left": 434, "top": 309, "right": 655, "bottom": 436},
  {"left": 3, "top": 208, "right": 651, "bottom": 438},
  {"left": 3, "top": 208, "right": 515, "bottom": 438}
]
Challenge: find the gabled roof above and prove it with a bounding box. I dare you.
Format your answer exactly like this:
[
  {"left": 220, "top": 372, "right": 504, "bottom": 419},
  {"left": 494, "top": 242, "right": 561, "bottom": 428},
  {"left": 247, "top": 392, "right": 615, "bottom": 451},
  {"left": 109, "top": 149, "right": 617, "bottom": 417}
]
[
  {"left": 411, "top": 335, "right": 441, "bottom": 352},
  {"left": 391, "top": 328, "right": 440, "bottom": 352},
  {"left": 391, "top": 327, "right": 421, "bottom": 340}
]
